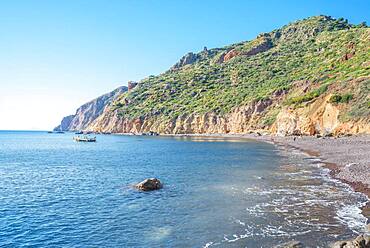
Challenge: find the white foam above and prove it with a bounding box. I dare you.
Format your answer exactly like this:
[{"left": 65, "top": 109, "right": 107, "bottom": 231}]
[
  {"left": 223, "top": 233, "right": 249, "bottom": 243},
  {"left": 235, "top": 219, "right": 246, "bottom": 226},
  {"left": 335, "top": 204, "right": 368, "bottom": 233},
  {"left": 203, "top": 241, "right": 213, "bottom": 248},
  {"left": 281, "top": 143, "right": 370, "bottom": 233}
]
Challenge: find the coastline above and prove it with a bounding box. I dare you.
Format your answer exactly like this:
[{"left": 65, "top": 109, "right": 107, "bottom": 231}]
[
  {"left": 159, "top": 132, "right": 370, "bottom": 245},
  {"left": 249, "top": 134, "right": 370, "bottom": 218},
  {"left": 160, "top": 133, "right": 370, "bottom": 220}
]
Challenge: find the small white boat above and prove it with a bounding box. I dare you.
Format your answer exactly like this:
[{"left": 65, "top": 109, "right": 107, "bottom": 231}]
[{"left": 73, "top": 135, "right": 96, "bottom": 142}]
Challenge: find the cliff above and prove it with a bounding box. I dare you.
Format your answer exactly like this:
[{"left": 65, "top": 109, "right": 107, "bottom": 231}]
[
  {"left": 56, "top": 16, "right": 370, "bottom": 136},
  {"left": 54, "top": 86, "right": 127, "bottom": 131}
]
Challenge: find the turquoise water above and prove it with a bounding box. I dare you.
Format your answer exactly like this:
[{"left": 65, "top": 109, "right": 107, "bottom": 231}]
[{"left": 0, "top": 131, "right": 367, "bottom": 247}]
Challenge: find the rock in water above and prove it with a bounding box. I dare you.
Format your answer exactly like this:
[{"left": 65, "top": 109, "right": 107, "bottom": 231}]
[
  {"left": 330, "top": 234, "right": 370, "bottom": 248},
  {"left": 135, "top": 178, "right": 163, "bottom": 191}
]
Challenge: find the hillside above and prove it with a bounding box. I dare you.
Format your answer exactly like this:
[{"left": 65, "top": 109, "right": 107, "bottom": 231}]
[{"left": 56, "top": 16, "right": 370, "bottom": 135}]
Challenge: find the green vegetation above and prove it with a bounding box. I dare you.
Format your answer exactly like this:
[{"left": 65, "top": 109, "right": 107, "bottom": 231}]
[
  {"left": 108, "top": 16, "right": 369, "bottom": 124},
  {"left": 346, "top": 79, "right": 370, "bottom": 119},
  {"left": 261, "top": 108, "right": 280, "bottom": 127},
  {"left": 287, "top": 84, "right": 329, "bottom": 105},
  {"left": 329, "top": 93, "right": 353, "bottom": 103}
]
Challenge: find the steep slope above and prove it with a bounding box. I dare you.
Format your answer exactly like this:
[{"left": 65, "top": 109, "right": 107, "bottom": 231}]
[
  {"left": 54, "top": 86, "right": 127, "bottom": 131},
  {"left": 57, "top": 16, "right": 370, "bottom": 135}
]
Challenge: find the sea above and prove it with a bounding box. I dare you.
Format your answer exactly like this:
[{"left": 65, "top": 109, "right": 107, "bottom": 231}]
[{"left": 0, "top": 131, "right": 368, "bottom": 247}]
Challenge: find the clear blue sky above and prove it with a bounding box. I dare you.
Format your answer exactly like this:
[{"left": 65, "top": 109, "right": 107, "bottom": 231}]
[{"left": 0, "top": 0, "right": 369, "bottom": 130}]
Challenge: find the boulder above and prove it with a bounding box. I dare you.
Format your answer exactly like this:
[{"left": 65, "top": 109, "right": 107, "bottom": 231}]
[
  {"left": 135, "top": 178, "right": 163, "bottom": 191},
  {"left": 330, "top": 234, "right": 370, "bottom": 248},
  {"left": 128, "top": 81, "right": 138, "bottom": 91}
]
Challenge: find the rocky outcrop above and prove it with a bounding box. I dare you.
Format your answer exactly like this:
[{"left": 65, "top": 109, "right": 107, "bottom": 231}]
[
  {"left": 223, "top": 49, "right": 240, "bottom": 62},
  {"left": 171, "top": 52, "right": 199, "bottom": 70},
  {"left": 273, "top": 15, "right": 347, "bottom": 43},
  {"left": 127, "top": 81, "right": 138, "bottom": 91},
  {"left": 54, "top": 86, "right": 127, "bottom": 131},
  {"left": 54, "top": 115, "right": 75, "bottom": 132},
  {"left": 243, "top": 38, "right": 273, "bottom": 56},
  {"left": 135, "top": 178, "right": 163, "bottom": 191},
  {"left": 271, "top": 234, "right": 370, "bottom": 248},
  {"left": 330, "top": 234, "right": 370, "bottom": 248},
  {"left": 220, "top": 37, "right": 273, "bottom": 63},
  {"left": 341, "top": 42, "right": 356, "bottom": 62},
  {"left": 273, "top": 94, "right": 370, "bottom": 136}
]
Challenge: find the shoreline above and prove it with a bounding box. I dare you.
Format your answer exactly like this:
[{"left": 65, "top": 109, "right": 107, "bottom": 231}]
[
  {"left": 273, "top": 137, "right": 370, "bottom": 220},
  {"left": 159, "top": 133, "right": 370, "bottom": 220},
  {"left": 250, "top": 134, "right": 370, "bottom": 216}
]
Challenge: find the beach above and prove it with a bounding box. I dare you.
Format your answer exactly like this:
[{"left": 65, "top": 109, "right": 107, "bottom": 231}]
[
  {"left": 253, "top": 134, "right": 370, "bottom": 204},
  {"left": 165, "top": 133, "right": 370, "bottom": 217}
]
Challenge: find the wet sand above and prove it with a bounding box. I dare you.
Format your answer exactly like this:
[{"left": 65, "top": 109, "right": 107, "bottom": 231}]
[
  {"left": 254, "top": 134, "right": 370, "bottom": 219},
  {"left": 252, "top": 135, "right": 370, "bottom": 197},
  {"left": 164, "top": 133, "right": 370, "bottom": 218}
]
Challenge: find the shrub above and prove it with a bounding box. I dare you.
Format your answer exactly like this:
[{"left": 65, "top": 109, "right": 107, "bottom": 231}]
[
  {"left": 287, "top": 84, "right": 329, "bottom": 105},
  {"left": 341, "top": 93, "right": 353, "bottom": 103},
  {"left": 329, "top": 94, "right": 342, "bottom": 103},
  {"left": 329, "top": 93, "right": 353, "bottom": 103}
]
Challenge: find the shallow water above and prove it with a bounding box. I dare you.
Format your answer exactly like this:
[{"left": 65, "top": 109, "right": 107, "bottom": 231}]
[{"left": 0, "top": 131, "right": 367, "bottom": 247}]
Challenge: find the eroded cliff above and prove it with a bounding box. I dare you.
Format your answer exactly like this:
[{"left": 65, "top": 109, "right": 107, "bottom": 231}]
[{"left": 54, "top": 86, "right": 127, "bottom": 131}]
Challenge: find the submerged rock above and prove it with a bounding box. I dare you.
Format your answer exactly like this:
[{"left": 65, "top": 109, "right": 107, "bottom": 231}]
[
  {"left": 135, "top": 178, "right": 163, "bottom": 191},
  {"left": 330, "top": 234, "right": 370, "bottom": 248},
  {"left": 274, "top": 240, "right": 304, "bottom": 248}
]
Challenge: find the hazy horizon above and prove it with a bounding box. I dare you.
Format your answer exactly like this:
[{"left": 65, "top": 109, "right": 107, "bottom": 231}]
[{"left": 1, "top": 0, "right": 369, "bottom": 130}]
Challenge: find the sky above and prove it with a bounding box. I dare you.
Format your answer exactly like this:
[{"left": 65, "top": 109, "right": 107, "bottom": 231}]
[{"left": 0, "top": 0, "right": 369, "bottom": 130}]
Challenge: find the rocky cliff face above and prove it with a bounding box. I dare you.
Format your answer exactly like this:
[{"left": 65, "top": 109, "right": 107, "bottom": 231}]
[
  {"left": 171, "top": 52, "right": 199, "bottom": 70},
  {"left": 220, "top": 36, "right": 273, "bottom": 63},
  {"left": 273, "top": 95, "right": 370, "bottom": 136},
  {"left": 55, "top": 115, "right": 75, "bottom": 131},
  {"left": 54, "top": 86, "right": 127, "bottom": 131},
  {"left": 85, "top": 92, "right": 369, "bottom": 136},
  {"left": 56, "top": 16, "right": 370, "bottom": 136}
]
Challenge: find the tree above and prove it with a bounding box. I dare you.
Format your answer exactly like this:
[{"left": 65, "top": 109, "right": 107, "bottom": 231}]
[{"left": 358, "top": 21, "right": 367, "bottom": 28}]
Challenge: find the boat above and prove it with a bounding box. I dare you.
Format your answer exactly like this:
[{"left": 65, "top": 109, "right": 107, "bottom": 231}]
[
  {"left": 75, "top": 131, "right": 83, "bottom": 134},
  {"left": 73, "top": 135, "right": 96, "bottom": 142},
  {"left": 142, "top": 131, "right": 159, "bottom": 136}
]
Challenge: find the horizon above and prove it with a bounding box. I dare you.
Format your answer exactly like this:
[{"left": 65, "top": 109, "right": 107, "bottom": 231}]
[{"left": 1, "top": 0, "right": 369, "bottom": 130}]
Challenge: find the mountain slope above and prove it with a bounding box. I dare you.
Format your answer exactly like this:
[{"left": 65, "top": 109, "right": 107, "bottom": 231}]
[
  {"left": 54, "top": 86, "right": 127, "bottom": 131},
  {"left": 57, "top": 16, "right": 370, "bottom": 135}
]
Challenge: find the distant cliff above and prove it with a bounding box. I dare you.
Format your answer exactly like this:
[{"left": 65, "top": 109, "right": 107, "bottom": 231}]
[
  {"left": 54, "top": 86, "right": 127, "bottom": 131},
  {"left": 56, "top": 16, "right": 370, "bottom": 136}
]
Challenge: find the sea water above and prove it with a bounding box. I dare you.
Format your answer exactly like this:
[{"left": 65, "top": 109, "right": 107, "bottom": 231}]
[{"left": 0, "top": 131, "right": 367, "bottom": 247}]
